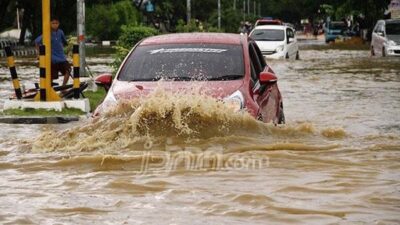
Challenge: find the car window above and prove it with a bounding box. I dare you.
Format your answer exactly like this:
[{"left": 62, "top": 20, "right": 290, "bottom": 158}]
[
  {"left": 377, "top": 24, "right": 385, "bottom": 33},
  {"left": 330, "top": 22, "right": 346, "bottom": 30},
  {"left": 251, "top": 42, "right": 266, "bottom": 69},
  {"left": 286, "top": 28, "right": 294, "bottom": 38},
  {"left": 248, "top": 43, "right": 262, "bottom": 76},
  {"left": 250, "top": 61, "right": 257, "bottom": 85},
  {"left": 380, "top": 25, "right": 385, "bottom": 33},
  {"left": 386, "top": 23, "right": 400, "bottom": 35},
  {"left": 250, "top": 29, "right": 285, "bottom": 41},
  {"left": 118, "top": 44, "right": 245, "bottom": 81},
  {"left": 374, "top": 24, "right": 380, "bottom": 33}
]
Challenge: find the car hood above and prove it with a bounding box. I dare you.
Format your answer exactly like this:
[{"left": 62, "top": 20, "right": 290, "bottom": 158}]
[
  {"left": 111, "top": 80, "right": 245, "bottom": 100},
  {"left": 254, "top": 41, "right": 285, "bottom": 51},
  {"left": 387, "top": 35, "right": 400, "bottom": 45}
]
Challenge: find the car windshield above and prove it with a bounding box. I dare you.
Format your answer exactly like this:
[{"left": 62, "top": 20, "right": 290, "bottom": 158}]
[
  {"left": 257, "top": 21, "right": 281, "bottom": 26},
  {"left": 386, "top": 23, "right": 400, "bottom": 35},
  {"left": 118, "top": 44, "right": 244, "bottom": 81},
  {"left": 250, "top": 29, "right": 285, "bottom": 41},
  {"left": 330, "top": 22, "right": 346, "bottom": 30}
]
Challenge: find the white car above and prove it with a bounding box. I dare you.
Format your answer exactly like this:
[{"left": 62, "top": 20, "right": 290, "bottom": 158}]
[
  {"left": 371, "top": 19, "right": 400, "bottom": 57},
  {"left": 250, "top": 24, "right": 299, "bottom": 60}
]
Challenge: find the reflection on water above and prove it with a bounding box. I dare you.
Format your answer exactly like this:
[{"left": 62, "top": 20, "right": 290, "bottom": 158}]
[{"left": 0, "top": 47, "right": 400, "bottom": 224}]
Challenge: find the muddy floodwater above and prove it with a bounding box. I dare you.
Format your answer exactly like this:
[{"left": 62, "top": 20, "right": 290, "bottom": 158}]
[{"left": 0, "top": 45, "right": 400, "bottom": 224}]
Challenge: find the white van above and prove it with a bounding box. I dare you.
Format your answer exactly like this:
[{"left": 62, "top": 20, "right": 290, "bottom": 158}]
[
  {"left": 250, "top": 25, "right": 299, "bottom": 60},
  {"left": 371, "top": 19, "right": 400, "bottom": 57}
]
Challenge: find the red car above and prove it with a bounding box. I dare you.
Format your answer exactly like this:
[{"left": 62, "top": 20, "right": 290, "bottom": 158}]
[{"left": 95, "top": 33, "right": 285, "bottom": 124}]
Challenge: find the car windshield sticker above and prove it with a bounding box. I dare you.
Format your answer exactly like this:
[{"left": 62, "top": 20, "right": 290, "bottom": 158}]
[{"left": 149, "top": 48, "right": 228, "bottom": 54}]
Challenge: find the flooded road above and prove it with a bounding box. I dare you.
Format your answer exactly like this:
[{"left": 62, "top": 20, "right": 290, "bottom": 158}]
[{"left": 1, "top": 46, "right": 400, "bottom": 224}]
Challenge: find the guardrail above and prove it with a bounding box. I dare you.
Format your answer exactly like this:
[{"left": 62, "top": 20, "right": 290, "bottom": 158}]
[{"left": 0, "top": 39, "right": 36, "bottom": 57}]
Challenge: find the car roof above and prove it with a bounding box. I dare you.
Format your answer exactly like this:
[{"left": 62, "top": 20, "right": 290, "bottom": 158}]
[
  {"left": 256, "top": 19, "right": 283, "bottom": 25},
  {"left": 140, "top": 33, "right": 245, "bottom": 46},
  {"left": 253, "top": 25, "right": 287, "bottom": 30}
]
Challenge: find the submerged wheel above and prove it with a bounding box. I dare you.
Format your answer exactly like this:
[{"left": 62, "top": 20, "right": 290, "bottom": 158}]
[
  {"left": 382, "top": 47, "right": 386, "bottom": 57},
  {"left": 285, "top": 53, "right": 289, "bottom": 59},
  {"left": 371, "top": 46, "right": 375, "bottom": 56},
  {"left": 295, "top": 51, "right": 300, "bottom": 60}
]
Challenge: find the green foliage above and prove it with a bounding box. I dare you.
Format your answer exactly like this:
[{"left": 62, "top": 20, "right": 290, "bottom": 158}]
[
  {"left": 87, "top": 4, "right": 119, "bottom": 40},
  {"left": 175, "top": 19, "right": 222, "bottom": 33},
  {"left": 84, "top": 89, "right": 107, "bottom": 112},
  {"left": 176, "top": 20, "right": 203, "bottom": 32},
  {"left": 222, "top": 8, "right": 244, "bottom": 33},
  {"left": 86, "top": 0, "right": 141, "bottom": 40},
  {"left": 118, "top": 25, "right": 159, "bottom": 49},
  {"left": 113, "top": 25, "right": 159, "bottom": 71}
]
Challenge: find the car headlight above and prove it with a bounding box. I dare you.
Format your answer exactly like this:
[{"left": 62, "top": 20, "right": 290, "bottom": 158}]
[
  {"left": 223, "top": 90, "right": 245, "bottom": 112},
  {"left": 276, "top": 45, "right": 284, "bottom": 52},
  {"left": 386, "top": 40, "right": 397, "bottom": 46},
  {"left": 100, "top": 91, "right": 118, "bottom": 112}
]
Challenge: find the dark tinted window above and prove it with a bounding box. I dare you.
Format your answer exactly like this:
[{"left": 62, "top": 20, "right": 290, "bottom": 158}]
[
  {"left": 330, "top": 22, "right": 346, "bottom": 30},
  {"left": 386, "top": 23, "right": 400, "bottom": 35},
  {"left": 251, "top": 42, "right": 266, "bottom": 69},
  {"left": 118, "top": 44, "right": 244, "bottom": 81},
  {"left": 250, "top": 29, "right": 285, "bottom": 41}
]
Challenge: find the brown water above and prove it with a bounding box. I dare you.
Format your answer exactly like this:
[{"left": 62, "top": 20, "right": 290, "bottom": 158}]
[{"left": 0, "top": 48, "right": 400, "bottom": 224}]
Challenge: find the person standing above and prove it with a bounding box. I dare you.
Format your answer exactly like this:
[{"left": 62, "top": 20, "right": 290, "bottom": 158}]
[{"left": 35, "top": 17, "right": 70, "bottom": 86}]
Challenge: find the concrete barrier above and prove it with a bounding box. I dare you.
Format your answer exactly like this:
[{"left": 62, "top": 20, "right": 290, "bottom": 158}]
[
  {"left": 3, "top": 99, "right": 91, "bottom": 113},
  {"left": 0, "top": 116, "right": 80, "bottom": 124}
]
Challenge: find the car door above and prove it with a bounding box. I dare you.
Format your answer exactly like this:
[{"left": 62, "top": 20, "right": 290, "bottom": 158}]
[
  {"left": 372, "top": 23, "right": 379, "bottom": 53},
  {"left": 249, "top": 42, "right": 280, "bottom": 123},
  {"left": 291, "top": 28, "right": 299, "bottom": 57},
  {"left": 375, "top": 22, "right": 386, "bottom": 55},
  {"left": 286, "top": 28, "right": 296, "bottom": 58}
]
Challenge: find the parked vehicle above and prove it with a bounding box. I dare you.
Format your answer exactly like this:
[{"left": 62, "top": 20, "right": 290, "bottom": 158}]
[
  {"left": 250, "top": 25, "right": 299, "bottom": 60},
  {"left": 94, "top": 33, "right": 285, "bottom": 124},
  {"left": 324, "top": 21, "right": 347, "bottom": 43},
  {"left": 371, "top": 19, "right": 400, "bottom": 57}
]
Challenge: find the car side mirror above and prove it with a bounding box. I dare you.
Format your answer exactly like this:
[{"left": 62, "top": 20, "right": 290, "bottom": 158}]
[
  {"left": 377, "top": 31, "right": 385, "bottom": 37},
  {"left": 259, "top": 71, "right": 277, "bottom": 85},
  {"left": 95, "top": 73, "right": 113, "bottom": 92},
  {"left": 288, "top": 37, "right": 295, "bottom": 43}
]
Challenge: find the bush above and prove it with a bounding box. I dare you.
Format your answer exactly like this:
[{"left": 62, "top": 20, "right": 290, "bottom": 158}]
[
  {"left": 113, "top": 25, "right": 159, "bottom": 71},
  {"left": 118, "top": 25, "right": 159, "bottom": 49},
  {"left": 86, "top": 0, "right": 141, "bottom": 41}
]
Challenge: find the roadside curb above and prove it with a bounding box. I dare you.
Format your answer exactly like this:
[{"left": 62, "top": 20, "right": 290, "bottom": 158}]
[{"left": 0, "top": 116, "right": 84, "bottom": 124}]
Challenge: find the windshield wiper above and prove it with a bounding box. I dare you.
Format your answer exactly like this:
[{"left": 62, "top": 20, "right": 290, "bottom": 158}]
[
  {"left": 164, "top": 76, "right": 193, "bottom": 81},
  {"left": 209, "top": 75, "right": 243, "bottom": 81}
]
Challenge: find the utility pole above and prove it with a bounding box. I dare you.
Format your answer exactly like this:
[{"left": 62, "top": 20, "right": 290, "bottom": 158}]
[
  {"left": 253, "top": 0, "right": 256, "bottom": 15},
  {"left": 233, "top": 0, "right": 236, "bottom": 10},
  {"left": 243, "top": 0, "right": 245, "bottom": 21},
  {"left": 218, "top": 0, "right": 221, "bottom": 29},
  {"left": 258, "top": 2, "right": 261, "bottom": 17},
  {"left": 77, "top": 0, "right": 86, "bottom": 77},
  {"left": 187, "top": 0, "right": 191, "bottom": 24},
  {"left": 247, "top": 0, "right": 250, "bottom": 15}
]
